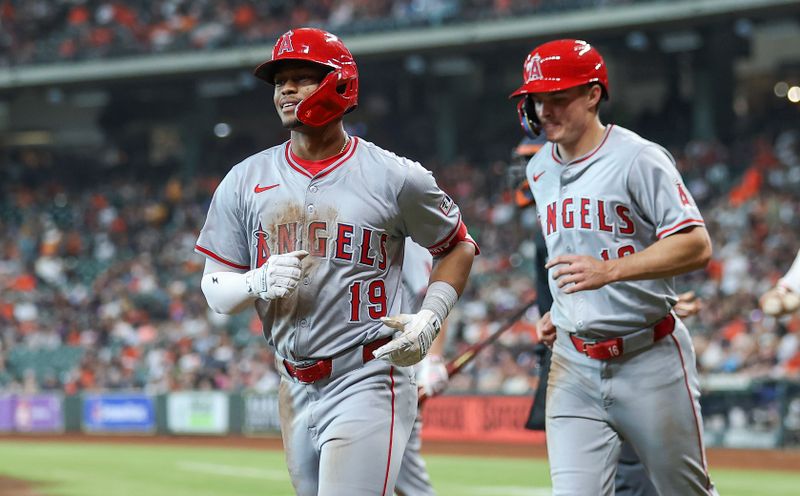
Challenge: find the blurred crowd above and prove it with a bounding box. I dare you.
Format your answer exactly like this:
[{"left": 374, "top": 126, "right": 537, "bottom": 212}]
[
  {"left": 1, "top": 127, "right": 799, "bottom": 397},
  {"left": 0, "top": 0, "right": 639, "bottom": 66}
]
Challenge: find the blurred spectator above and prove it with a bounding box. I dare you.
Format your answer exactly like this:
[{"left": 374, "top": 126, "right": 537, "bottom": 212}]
[
  {"left": 0, "top": 0, "right": 642, "bottom": 67},
  {"left": 1, "top": 127, "right": 800, "bottom": 394}
]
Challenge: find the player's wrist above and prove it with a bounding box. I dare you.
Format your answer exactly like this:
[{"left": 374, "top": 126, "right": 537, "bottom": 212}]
[
  {"left": 421, "top": 281, "right": 458, "bottom": 324},
  {"left": 604, "top": 258, "right": 623, "bottom": 284},
  {"left": 244, "top": 267, "right": 269, "bottom": 298}
]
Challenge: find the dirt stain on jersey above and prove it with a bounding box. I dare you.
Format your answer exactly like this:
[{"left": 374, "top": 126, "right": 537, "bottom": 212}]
[{"left": 269, "top": 201, "right": 304, "bottom": 253}]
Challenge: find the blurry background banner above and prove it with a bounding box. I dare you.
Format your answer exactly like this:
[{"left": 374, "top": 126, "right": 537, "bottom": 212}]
[
  {"left": 167, "top": 392, "right": 229, "bottom": 434},
  {"left": 0, "top": 394, "right": 63, "bottom": 433},
  {"left": 243, "top": 393, "right": 281, "bottom": 435},
  {"left": 0, "top": 395, "right": 15, "bottom": 431},
  {"left": 81, "top": 393, "right": 155, "bottom": 433},
  {"left": 421, "top": 395, "right": 545, "bottom": 444}
]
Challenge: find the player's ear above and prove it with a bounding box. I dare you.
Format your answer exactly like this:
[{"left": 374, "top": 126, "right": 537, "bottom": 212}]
[
  {"left": 585, "top": 84, "right": 603, "bottom": 114},
  {"left": 586, "top": 84, "right": 602, "bottom": 108}
]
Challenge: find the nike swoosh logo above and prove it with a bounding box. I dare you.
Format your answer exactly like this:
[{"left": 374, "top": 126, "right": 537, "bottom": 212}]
[
  {"left": 254, "top": 183, "right": 280, "bottom": 193},
  {"left": 533, "top": 172, "right": 545, "bottom": 182}
]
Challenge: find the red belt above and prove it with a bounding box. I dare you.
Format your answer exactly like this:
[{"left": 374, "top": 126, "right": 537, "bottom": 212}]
[
  {"left": 569, "top": 313, "right": 676, "bottom": 360},
  {"left": 283, "top": 337, "right": 391, "bottom": 384}
]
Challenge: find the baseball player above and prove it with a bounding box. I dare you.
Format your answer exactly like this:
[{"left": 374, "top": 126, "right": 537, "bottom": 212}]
[
  {"left": 510, "top": 39, "right": 718, "bottom": 495},
  {"left": 760, "top": 248, "right": 800, "bottom": 316},
  {"left": 514, "top": 138, "right": 659, "bottom": 496},
  {"left": 515, "top": 139, "right": 705, "bottom": 496},
  {"left": 195, "top": 28, "right": 477, "bottom": 496},
  {"left": 395, "top": 238, "right": 449, "bottom": 496}
]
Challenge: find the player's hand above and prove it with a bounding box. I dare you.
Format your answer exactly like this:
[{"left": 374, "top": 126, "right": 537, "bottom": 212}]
[
  {"left": 245, "top": 250, "right": 309, "bottom": 300},
  {"left": 760, "top": 286, "right": 800, "bottom": 316},
  {"left": 546, "top": 254, "right": 611, "bottom": 294},
  {"left": 417, "top": 354, "right": 449, "bottom": 398},
  {"left": 674, "top": 291, "right": 702, "bottom": 318},
  {"left": 373, "top": 310, "right": 441, "bottom": 367},
  {"left": 536, "top": 311, "right": 556, "bottom": 349}
]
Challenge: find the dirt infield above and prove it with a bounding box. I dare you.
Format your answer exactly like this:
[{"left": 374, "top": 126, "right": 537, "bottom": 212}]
[
  {"left": 0, "top": 477, "right": 42, "bottom": 496},
  {"left": 3, "top": 433, "right": 800, "bottom": 472}
]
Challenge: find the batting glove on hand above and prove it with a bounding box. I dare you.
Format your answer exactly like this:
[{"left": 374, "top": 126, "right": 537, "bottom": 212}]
[
  {"left": 417, "top": 354, "right": 449, "bottom": 397},
  {"left": 373, "top": 310, "right": 441, "bottom": 367},
  {"left": 760, "top": 286, "right": 800, "bottom": 316},
  {"left": 245, "top": 250, "right": 309, "bottom": 300}
]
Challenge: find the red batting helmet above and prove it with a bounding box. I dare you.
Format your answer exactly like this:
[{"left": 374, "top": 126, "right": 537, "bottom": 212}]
[
  {"left": 254, "top": 28, "right": 358, "bottom": 127},
  {"left": 510, "top": 39, "right": 608, "bottom": 137}
]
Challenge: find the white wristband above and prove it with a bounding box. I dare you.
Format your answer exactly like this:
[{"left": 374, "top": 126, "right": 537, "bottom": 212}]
[{"left": 421, "top": 281, "right": 458, "bottom": 324}]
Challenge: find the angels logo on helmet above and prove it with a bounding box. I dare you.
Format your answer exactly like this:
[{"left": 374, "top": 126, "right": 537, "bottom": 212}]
[{"left": 524, "top": 54, "right": 543, "bottom": 83}]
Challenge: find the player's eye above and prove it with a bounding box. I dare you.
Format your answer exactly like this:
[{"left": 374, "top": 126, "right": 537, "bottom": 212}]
[{"left": 299, "top": 75, "right": 318, "bottom": 84}]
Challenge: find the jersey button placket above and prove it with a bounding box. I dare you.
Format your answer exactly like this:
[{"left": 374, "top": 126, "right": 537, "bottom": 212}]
[
  {"left": 305, "top": 181, "right": 318, "bottom": 218},
  {"left": 295, "top": 185, "right": 316, "bottom": 352},
  {"left": 301, "top": 183, "right": 317, "bottom": 251}
]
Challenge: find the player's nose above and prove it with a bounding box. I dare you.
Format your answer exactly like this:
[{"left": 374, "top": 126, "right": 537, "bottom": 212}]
[{"left": 279, "top": 80, "right": 298, "bottom": 94}]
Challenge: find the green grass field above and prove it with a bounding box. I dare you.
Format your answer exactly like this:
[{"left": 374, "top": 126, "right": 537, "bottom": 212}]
[{"left": 0, "top": 441, "right": 797, "bottom": 495}]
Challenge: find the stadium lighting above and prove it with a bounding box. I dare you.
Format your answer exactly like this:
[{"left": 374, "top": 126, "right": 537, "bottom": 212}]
[
  {"left": 214, "top": 122, "right": 232, "bottom": 138},
  {"left": 774, "top": 82, "right": 789, "bottom": 98},
  {"left": 788, "top": 86, "right": 800, "bottom": 103}
]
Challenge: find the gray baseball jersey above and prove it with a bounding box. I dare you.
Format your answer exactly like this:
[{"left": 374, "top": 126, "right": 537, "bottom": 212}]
[
  {"left": 400, "top": 238, "right": 433, "bottom": 314},
  {"left": 526, "top": 125, "right": 717, "bottom": 495},
  {"left": 196, "top": 137, "right": 472, "bottom": 360},
  {"left": 396, "top": 238, "right": 436, "bottom": 496},
  {"left": 196, "top": 137, "right": 474, "bottom": 496},
  {"left": 526, "top": 125, "right": 705, "bottom": 337}
]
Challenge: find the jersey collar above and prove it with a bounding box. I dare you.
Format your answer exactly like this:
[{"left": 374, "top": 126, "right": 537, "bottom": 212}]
[
  {"left": 551, "top": 124, "right": 614, "bottom": 166},
  {"left": 285, "top": 137, "right": 359, "bottom": 179}
]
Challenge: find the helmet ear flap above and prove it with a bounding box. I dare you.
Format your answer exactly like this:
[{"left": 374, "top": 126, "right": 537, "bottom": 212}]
[
  {"left": 517, "top": 96, "right": 541, "bottom": 138},
  {"left": 295, "top": 69, "right": 359, "bottom": 127}
]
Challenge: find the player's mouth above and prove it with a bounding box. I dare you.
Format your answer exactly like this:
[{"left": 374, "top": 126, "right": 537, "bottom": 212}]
[
  {"left": 542, "top": 122, "right": 560, "bottom": 132},
  {"left": 280, "top": 100, "right": 300, "bottom": 112}
]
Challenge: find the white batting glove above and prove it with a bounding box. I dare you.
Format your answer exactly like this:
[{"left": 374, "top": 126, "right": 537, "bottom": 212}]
[
  {"left": 373, "top": 310, "right": 441, "bottom": 367},
  {"left": 245, "top": 250, "right": 309, "bottom": 300},
  {"left": 417, "top": 354, "right": 449, "bottom": 397},
  {"left": 760, "top": 286, "right": 800, "bottom": 316}
]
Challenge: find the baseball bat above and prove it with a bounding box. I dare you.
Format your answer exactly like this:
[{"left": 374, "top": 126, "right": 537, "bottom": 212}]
[{"left": 419, "top": 298, "right": 538, "bottom": 404}]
